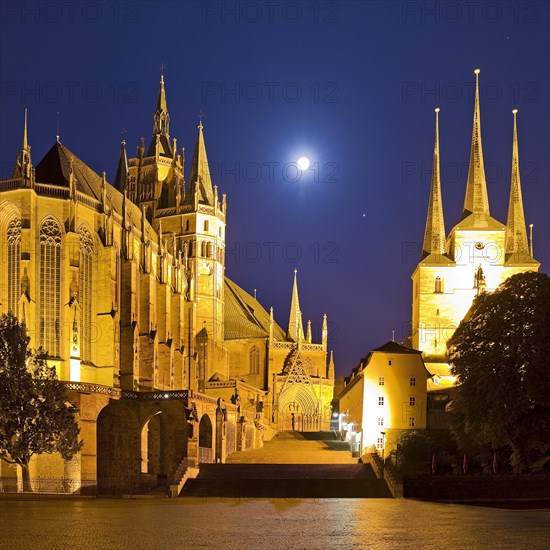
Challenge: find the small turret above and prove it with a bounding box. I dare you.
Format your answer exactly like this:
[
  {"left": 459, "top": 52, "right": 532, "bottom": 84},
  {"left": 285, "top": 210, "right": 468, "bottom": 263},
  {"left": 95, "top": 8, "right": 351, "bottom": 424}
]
[
  {"left": 114, "top": 140, "right": 129, "bottom": 193},
  {"left": 328, "top": 350, "right": 335, "bottom": 380},
  {"left": 13, "top": 109, "right": 34, "bottom": 187},
  {"left": 322, "top": 313, "right": 328, "bottom": 350}
]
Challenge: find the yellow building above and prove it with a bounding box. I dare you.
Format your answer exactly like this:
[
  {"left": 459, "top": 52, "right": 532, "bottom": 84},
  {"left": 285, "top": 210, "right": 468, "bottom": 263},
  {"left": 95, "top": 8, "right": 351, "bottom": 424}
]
[
  {"left": 338, "top": 341, "right": 430, "bottom": 455},
  {"left": 411, "top": 70, "right": 540, "bottom": 388},
  {"left": 0, "top": 75, "right": 335, "bottom": 493}
]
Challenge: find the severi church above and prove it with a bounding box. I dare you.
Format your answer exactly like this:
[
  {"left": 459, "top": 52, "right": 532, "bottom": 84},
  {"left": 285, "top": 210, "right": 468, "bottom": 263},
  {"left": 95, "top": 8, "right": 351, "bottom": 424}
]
[
  {"left": 0, "top": 74, "right": 335, "bottom": 494},
  {"left": 410, "top": 69, "right": 539, "bottom": 390}
]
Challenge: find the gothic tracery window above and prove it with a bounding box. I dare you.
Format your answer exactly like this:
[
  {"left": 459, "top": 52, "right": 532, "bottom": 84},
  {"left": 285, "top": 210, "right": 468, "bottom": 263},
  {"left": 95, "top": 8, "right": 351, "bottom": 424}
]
[
  {"left": 434, "top": 276, "right": 443, "bottom": 293},
  {"left": 249, "top": 345, "right": 260, "bottom": 375},
  {"left": 40, "top": 217, "right": 62, "bottom": 357},
  {"left": 79, "top": 226, "right": 93, "bottom": 362},
  {"left": 7, "top": 217, "right": 21, "bottom": 314}
]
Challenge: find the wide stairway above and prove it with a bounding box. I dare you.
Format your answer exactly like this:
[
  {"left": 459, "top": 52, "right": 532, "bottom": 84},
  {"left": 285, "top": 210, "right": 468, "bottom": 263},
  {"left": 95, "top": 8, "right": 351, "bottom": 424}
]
[{"left": 180, "top": 432, "right": 391, "bottom": 498}]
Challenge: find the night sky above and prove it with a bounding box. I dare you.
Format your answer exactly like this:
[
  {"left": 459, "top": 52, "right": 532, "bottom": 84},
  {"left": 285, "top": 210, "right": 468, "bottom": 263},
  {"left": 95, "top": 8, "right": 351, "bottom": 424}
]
[{"left": 1, "top": 1, "right": 548, "bottom": 376}]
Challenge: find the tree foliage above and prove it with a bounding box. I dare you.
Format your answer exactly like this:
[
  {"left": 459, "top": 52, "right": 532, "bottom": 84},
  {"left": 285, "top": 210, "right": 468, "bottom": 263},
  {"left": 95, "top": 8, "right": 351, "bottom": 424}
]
[
  {"left": 0, "top": 313, "right": 83, "bottom": 490},
  {"left": 447, "top": 271, "right": 550, "bottom": 472}
]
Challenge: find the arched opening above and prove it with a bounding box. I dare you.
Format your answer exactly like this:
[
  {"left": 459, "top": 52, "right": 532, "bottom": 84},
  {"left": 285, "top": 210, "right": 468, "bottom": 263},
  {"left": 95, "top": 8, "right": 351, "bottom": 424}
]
[
  {"left": 278, "top": 385, "right": 321, "bottom": 432},
  {"left": 96, "top": 401, "right": 140, "bottom": 494},
  {"left": 215, "top": 407, "right": 224, "bottom": 463},
  {"left": 198, "top": 414, "right": 213, "bottom": 463},
  {"left": 141, "top": 412, "right": 162, "bottom": 475}
]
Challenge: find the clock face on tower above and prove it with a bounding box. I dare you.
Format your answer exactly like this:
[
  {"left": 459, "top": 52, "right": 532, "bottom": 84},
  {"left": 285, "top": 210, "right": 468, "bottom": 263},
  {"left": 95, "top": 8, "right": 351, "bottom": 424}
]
[{"left": 475, "top": 242, "right": 485, "bottom": 250}]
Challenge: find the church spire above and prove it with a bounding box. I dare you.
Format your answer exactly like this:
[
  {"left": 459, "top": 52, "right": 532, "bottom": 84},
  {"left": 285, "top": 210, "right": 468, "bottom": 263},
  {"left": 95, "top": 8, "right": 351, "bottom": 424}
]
[
  {"left": 505, "top": 109, "right": 529, "bottom": 257},
  {"left": 463, "top": 69, "right": 490, "bottom": 218},
  {"left": 114, "top": 139, "right": 128, "bottom": 192},
  {"left": 184, "top": 119, "right": 215, "bottom": 206},
  {"left": 422, "top": 108, "right": 446, "bottom": 259},
  {"left": 13, "top": 108, "right": 33, "bottom": 184},
  {"left": 287, "top": 269, "right": 304, "bottom": 342},
  {"left": 328, "top": 350, "right": 335, "bottom": 380},
  {"left": 153, "top": 72, "right": 169, "bottom": 136}
]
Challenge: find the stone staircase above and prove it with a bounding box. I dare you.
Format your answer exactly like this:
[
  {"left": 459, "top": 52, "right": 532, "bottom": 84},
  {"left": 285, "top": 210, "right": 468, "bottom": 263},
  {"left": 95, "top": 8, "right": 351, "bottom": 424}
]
[{"left": 179, "top": 463, "right": 391, "bottom": 498}]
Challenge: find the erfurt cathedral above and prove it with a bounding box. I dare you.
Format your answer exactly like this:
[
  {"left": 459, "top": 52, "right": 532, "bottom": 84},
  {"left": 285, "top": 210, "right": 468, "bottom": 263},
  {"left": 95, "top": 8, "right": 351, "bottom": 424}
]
[{"left": 0, "top": 74, "right": 335, "bottom": 494}]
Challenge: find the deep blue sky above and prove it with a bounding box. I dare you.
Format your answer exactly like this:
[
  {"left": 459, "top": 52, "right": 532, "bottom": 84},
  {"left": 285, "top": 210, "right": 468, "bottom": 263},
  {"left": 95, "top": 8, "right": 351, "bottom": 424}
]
[{"left": 1, "top": 1, "right": 549, "bottom": 376}]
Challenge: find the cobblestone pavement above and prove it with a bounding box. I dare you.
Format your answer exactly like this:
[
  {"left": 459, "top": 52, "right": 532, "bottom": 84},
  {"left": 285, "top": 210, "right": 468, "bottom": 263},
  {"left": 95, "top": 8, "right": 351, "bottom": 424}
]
[
  {"left": 227, "top": 431, "right": 358, "bottom": 464},
  {"left": 1, "top": 498, "right": 549, "bottom": 550}
]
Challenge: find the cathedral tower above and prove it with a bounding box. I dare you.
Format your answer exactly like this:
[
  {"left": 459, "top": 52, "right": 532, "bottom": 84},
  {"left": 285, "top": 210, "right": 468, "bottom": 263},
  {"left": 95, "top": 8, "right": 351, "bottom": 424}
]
[{"left": 128, "top": 74, "right": 184, "bottom": 220}]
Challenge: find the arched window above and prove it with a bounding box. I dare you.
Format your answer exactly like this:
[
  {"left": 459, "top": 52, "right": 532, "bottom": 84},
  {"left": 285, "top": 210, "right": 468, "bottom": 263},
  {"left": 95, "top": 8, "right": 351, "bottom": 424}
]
[
  {"left": 434, "top": 276, "right": 443, "bottom": 293},
  {"left": 79, "top": 226, "right": 93, "bottom": 362},
  {"left": 201, "top": 241, "right": 206, "bottom": 257},
  {"left": 40, "top": 217, "right": 62, "bottom": 357},
  {"left": 249, "top": 345, "right": 260, "bottom": 375},
  {"left": 7, "top": 217, "right": 21, "bottom": 314},
  {"left": 207, "top": 242, "right": 213, "bottom": 259},
  {"left": 204, "top": 220, "right": 209, "bottom": 232}
]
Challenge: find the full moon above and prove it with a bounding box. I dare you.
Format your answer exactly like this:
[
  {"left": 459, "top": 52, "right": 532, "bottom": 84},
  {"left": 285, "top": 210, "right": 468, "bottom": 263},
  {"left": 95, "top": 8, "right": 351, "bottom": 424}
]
[{"left": 297, "top": 156, "right": 310, "bottom": 171}]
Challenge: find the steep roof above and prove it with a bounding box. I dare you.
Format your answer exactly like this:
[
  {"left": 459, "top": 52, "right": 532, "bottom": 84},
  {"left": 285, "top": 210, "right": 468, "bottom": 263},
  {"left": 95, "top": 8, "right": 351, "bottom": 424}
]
[
  {"left": 371, "top": 341, "right": 422, "bottom": 354},
  {"left": 34, "top": 141, "right": 141, "bottom": 228},
  {"left": 224, "top": 277, "right": 286, "bottom": 341}
]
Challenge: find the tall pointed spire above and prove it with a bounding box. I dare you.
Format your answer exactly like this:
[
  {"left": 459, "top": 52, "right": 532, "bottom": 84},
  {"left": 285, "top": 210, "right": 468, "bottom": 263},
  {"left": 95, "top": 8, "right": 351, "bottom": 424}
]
[
  {"left": 328, "top": 350, "right": 335, "bottom": 380},
  {"left": 287, "top": 269, "right": 304, "bottom": 342},
  {"left": 505, "top": 109, "right": 529, "bottom": 257},
  {"left": 184, "top": 119, "right": 215, "bottom": 206},
  {"left": 22, "top": 108, "right": 28, "bottom": 150},
  {"left": 422, "top": 108, "right": 446, "bottom": 259},
  {"left": 463, "top": 69, "right": 490, "bottom": 218},
  {"left": 146, "top": 71, "right": 172, "bottom": 158},
  {"left": 13, "top": 109, "right": 33, "bottom": 183},
  {"left": 153, "top": 72, "right": 169, "bottom": 136},
  {"left": 114, "top": 140, "right": 128, "bottom": 192}
]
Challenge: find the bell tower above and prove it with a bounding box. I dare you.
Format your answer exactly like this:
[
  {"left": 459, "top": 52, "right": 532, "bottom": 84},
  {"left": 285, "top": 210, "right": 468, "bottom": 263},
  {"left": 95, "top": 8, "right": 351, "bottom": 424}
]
[{"left": 127, "top": 73, "right": 184, "bottom": 221}]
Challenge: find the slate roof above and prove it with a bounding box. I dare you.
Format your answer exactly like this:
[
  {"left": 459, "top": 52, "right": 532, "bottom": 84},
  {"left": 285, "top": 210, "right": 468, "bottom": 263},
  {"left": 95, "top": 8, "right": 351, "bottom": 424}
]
[
  {"left": 224, "top": 277, "right": 286, "bottom": 341},
  {"left": 34, "top": 141, "right": 141, "bottom": 228}
]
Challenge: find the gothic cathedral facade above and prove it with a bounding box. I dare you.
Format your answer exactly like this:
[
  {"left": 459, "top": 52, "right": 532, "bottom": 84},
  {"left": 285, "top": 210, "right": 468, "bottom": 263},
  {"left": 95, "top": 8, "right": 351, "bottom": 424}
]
[{"left": 0, "top": 75, "right": 335, "bottom": 493}]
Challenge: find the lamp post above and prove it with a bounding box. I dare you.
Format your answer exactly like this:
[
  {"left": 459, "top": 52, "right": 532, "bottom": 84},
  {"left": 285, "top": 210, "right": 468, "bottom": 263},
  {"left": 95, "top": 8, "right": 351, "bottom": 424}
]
[{"left": 380, "top": 431, "right": 386, "bottom": 475}]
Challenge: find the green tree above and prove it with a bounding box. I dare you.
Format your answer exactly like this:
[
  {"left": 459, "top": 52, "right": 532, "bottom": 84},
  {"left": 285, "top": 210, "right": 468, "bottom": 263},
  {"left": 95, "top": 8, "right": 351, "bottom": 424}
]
[
  {"left": 395, "top": 430, "right": 433, "bottom": 476},
  {"left": 0, "top": 313, "right": 83, "bottom": 491},
  {"left": 448, "top": 271, "right": 550, "bottom": 472}
]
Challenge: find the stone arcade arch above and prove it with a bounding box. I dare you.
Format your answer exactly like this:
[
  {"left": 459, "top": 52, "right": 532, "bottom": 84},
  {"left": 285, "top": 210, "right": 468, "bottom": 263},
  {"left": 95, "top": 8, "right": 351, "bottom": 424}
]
[
  {"left": 198, "top": 414, "right": 213, "bottom": 463},
  {"left": 96, "top": 401, "right": 140, "bottom": 494},
  {"left": 96, "top": 398, "right": 188, "bottom": 494}
]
